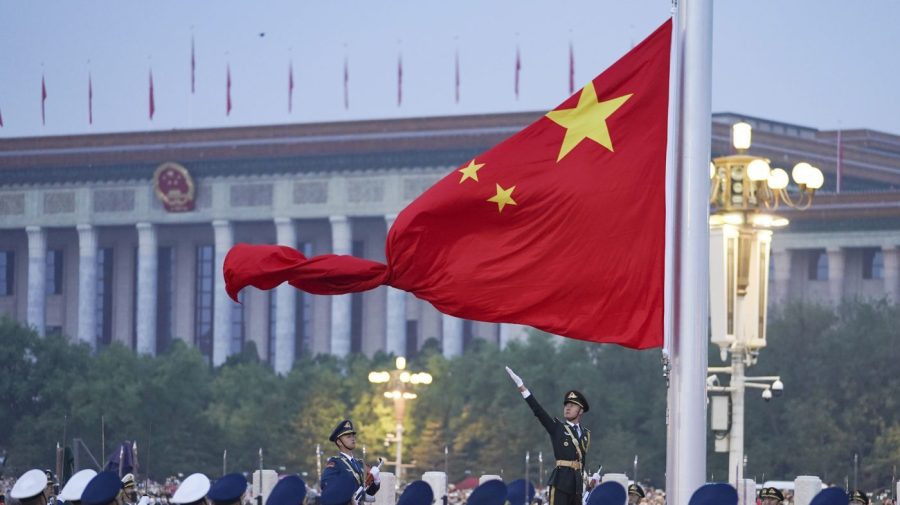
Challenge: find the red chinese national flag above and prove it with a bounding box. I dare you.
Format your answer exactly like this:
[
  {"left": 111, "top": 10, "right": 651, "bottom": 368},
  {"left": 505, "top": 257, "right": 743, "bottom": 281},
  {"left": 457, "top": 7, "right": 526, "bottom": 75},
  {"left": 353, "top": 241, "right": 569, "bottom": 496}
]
[{"left": 224, "top": 19, "right": 671, "bottom": 349}]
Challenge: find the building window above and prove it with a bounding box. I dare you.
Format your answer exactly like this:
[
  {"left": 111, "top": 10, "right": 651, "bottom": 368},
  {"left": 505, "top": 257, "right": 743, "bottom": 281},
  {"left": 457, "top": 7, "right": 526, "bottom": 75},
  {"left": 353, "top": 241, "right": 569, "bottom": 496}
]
[
  {"left": 808, "top": 249, "right": 828, "bottom": 281},
  {"left": 195, "top": 245, "right": 214, "bottom": 363},
  {"left": 96, "top": 248, "right": 114, "bottom": 347},
  {"left": 295, "top": 241, "right": 314, "bottom": 358},
  {"left": 862, "top": 248, "right": 884, "bottom": 280},
  {"left": 231, "top": 290, "right": 245, "bottom": 355},
  {"left": 462, "top": 320, "right": 475, "bottom": 352},
  {"left": 350, "top": 240, "right": 365, "bottom": 354},
  {"left": 157, "top": 247, "right": 175, "bottom": 354},
  {"left": 405, "top": 320, "right": 419, "bottom": 358},
  {"left": 46, "top": 249, "right": 63, "bottom": 295},
  {"left": 0, "top": 251, "right": 13, "bottom": 296}
]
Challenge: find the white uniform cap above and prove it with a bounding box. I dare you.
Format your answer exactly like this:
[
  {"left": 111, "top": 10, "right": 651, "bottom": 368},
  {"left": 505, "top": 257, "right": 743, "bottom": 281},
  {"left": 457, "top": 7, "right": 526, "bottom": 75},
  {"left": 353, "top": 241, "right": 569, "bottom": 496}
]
[
  {"left": 171, "top": 474, "right": 211, "bottom": 504},
  {"left": 59, "top": 469, "right": 100, "bottom": 501},
  {"left": 11, "top": 469, "right": 49, "bottom": 499}
]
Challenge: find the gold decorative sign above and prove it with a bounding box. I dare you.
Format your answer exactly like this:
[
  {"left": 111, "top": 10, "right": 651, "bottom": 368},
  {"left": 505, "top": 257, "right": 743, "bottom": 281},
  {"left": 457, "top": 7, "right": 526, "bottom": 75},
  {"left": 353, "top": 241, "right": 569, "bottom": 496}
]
[{"left": 153, "top": 162, "right": 195, "bottom": 212}]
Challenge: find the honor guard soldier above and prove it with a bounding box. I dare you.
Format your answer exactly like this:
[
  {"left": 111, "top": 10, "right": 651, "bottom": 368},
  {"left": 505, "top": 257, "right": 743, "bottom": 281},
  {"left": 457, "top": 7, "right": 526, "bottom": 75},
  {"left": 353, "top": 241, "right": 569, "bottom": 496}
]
[
  {"left": 208, "top": 474, "right": 249, "bottom": 505},
  {"left": 321, "top": 420, "right": 380, "bottom": 504},
  {"left": 851, "top": 490, "right": 870, "bottom": 505},
  {"left": 626, "top": 484, "right": 644, "bottom": 505},
  {"left": 170, "top": 474, "right": 211, "bottom": 505},
  {"left": 759, "top": 487, "right": 784, "bottom": 505},
  {"left": 11, "top": 469, "right": 53, "bottom": 505},
  {"left": 81, "top": 472, "right": 125, "bottom": 505},
  {"left": 320, "top": 471, "right": 357, "bottom": 505},
  {"left": 507, "top": 367, "right": 590, "bottom": 505},
  {"left": 265, "top": 475, "right": 306, "bottom": 505},
  {"left": 121, "top": 475, "right": 138, "bottom": 505},
  {"left": 59, "top": 470, "right": 99, "bottom": 505},
  {"left": 468, "top": 481, "right": 507, "bottom": 505}
]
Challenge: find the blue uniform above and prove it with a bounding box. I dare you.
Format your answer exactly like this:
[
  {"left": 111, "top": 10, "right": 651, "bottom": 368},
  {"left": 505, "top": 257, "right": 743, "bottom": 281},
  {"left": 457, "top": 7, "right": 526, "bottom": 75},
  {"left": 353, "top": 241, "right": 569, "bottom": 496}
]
[{"left": 321, "top": 454, "right": 379, "bottom": 503}]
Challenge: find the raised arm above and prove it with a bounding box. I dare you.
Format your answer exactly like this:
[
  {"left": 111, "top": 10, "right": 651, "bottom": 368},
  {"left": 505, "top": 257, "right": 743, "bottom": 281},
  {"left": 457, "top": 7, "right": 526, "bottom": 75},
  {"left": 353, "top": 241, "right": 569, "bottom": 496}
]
[{"left": 506, "top": 366, "right": 555, "bottom": 433}]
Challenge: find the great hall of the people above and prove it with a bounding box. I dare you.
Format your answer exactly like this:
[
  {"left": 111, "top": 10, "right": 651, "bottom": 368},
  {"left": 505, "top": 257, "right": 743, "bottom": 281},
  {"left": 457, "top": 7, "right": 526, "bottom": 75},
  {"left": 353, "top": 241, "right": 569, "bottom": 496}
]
[{"left": 1, "top": 112, "right": 899, "bottom": 373}]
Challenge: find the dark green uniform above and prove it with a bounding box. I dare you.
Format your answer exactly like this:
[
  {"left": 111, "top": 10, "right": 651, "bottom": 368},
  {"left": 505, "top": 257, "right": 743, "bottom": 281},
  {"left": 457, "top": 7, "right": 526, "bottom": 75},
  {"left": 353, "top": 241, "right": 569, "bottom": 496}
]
[{"left": 524, "top": 393, "right": 590, "bottom": 505}]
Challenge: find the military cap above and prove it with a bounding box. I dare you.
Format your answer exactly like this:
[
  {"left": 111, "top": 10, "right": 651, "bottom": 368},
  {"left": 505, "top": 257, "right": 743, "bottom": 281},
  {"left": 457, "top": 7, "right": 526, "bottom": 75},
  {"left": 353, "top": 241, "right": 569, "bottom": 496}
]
[
  {"left": 266, "top": 475, "right": 306, "bottom": 505},
  {"left": 329, "top": 420, "right": 357, "bottom": 443},
  {"left": 628, "top": 484, "right": 645, "bottom": 499},
  {"left": 320, "top": 470, "right": 357, "bottom": 505},
  {"left": 11, "top": 469, "right": 49, "bottom": 500},
  {"left": 59, "top": 469, "right": 99, "bottom": 502},
  {"left": 506, "top": 479, "right": 535, "bottom": 505},
  {"left": 760, "top": 487, "right": 784, "bottom": 502},
  {"left": 586, "top": 482, "right": 626, "bottom": 505},
  {"left": 121, "top": 474, "right": 136, "bottom": 490},
  {"left": 468, "top": 480, "right": 507, "bottom": 505},
  {"left": 81, "top": 471, "right": 123, "bottom": 505},
  {"left": 687, "top": 483, "right": 737, "bottom": 505},
  {"left": 810, "top": 488, "right": 849, "bottom": 505},
  {"left": 563, "top": 390, "right": 590, "bottom": 413},
  {"left": 397, "top": 481, "right": 433, "bottom": 505},
  {"left": 208, "top": 474, "right": 248, "bottom": 504},
  {"left": 171, "top": 474, "right": 211, "bottom": 504},
  {"left": 850, "top": 490, "right": 869, "bottom": 505}
]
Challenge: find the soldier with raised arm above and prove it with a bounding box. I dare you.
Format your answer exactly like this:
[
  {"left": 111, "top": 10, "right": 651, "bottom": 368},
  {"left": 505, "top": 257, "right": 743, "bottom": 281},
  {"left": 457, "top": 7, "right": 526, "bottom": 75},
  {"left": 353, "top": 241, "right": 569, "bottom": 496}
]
[{"left": 506, "top": 366, "right": 590, "bottom": 505}]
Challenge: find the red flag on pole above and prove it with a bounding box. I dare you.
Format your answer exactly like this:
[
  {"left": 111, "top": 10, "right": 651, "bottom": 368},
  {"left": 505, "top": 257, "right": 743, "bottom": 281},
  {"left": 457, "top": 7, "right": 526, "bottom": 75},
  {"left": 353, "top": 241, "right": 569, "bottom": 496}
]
[
  {"left": 148, "top": 69, "right": 155, "bottom": 120},
  {"left": 88, "top": 72, "right": 93, "bottom": 125},
  {"left": 191, "top": 36, "right": 196, "bottom": 94},
  {"left": 514, "top": 45, "right": 521, "bottom": 100},
  {"left": 226, "top": 64, "right": 232, "bottom": 115},
  {"left": 224, "top": 19, "right": 672, "bottom": 349},
  {"left": 397, "top": 53, "right": 403, "bottom": 107},
  {"left": 288, "top": 60, "right": 294, "bottom": 113},
  {"left": 454, "top": 49, "right": 460, "bottom": 104},
  {"left": 569, "top": 41, "right": 575, "bottom": 95},
  {"left": 343, "top": 56, "right": 349, "bottom": 109},
  {"left": 41, "top": 75, "right": 47, "bottom": 125}
]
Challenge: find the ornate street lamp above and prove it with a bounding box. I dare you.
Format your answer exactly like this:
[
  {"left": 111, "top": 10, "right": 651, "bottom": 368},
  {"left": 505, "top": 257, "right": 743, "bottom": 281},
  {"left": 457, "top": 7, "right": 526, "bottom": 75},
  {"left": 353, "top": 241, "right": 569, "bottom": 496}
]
[
  {"left": 368, "top": 356, "right": 433, "bottom": 483},
  {"left": 707, "top": 122, "right": 822, "bottom": 487}
]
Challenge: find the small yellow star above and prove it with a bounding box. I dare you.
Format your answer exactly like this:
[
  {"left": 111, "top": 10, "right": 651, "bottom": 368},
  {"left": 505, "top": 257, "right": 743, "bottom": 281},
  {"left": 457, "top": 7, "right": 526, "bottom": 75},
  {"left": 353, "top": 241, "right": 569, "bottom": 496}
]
[
  {"left": 545, "top": 82, "right": 632, "bottom": 162},
  {"left": 458, "top": 160, "right": 485, "bottom": 183},
  {"left": 487, "top": 184, "right": 517, "bottom": 213}
]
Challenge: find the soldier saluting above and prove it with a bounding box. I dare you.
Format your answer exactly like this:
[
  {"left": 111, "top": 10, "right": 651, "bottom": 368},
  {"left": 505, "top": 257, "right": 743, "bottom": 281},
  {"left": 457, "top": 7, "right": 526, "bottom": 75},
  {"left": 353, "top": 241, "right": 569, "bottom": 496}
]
[{"left": 506, "top": 366, "right": 590, "bottom": 505}]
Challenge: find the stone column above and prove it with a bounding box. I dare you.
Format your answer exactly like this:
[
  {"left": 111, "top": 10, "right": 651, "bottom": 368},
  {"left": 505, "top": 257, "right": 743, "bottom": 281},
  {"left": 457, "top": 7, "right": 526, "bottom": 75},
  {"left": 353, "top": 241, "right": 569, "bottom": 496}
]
[
  {"left": 826, "top": 246, "right": 844, "bottom": 304},
  {"left": 26, "top": 226, "right": 47, "bottom": 336},
  {"left": 442, "top": 314, "right": 463, "bottom": 358},
  {"left": 135, "top": 223, "right": 158, "bottom": 355},
  {"left": 385, "top": 214, "right": 407, "bottom": 356},
  {"left": 373, "top": 473, "right": 396, "bottom": 505},
  {"left": 76, "top": 224, "right": 98, "bottom": 349},
  {"left": 422, "top": 472, "right": 447, "bottom": 504},
  {"left": 212, "top": 220, "right": 234, "bottom": 366},
  {"left": 793, "top": 476, "right": 822, "bottom": 505},
  {"left": 883, "top": 246, "right": 900, "bottom": 302},
  {"left": 273, "top": 217, "right": 297, "bottom": 374},
  {"left": 770, "top": 249, "right": 792, "bottom": 304},
  {"left": 329, "top": 215, "right": 352, "bottom": 356}
]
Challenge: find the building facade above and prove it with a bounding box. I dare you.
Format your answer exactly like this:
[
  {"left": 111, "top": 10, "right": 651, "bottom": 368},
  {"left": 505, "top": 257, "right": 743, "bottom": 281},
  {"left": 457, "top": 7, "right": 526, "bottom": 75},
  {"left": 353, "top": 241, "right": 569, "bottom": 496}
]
[{"left": 1, "top": 112, "right": 899, "bottom": 372}]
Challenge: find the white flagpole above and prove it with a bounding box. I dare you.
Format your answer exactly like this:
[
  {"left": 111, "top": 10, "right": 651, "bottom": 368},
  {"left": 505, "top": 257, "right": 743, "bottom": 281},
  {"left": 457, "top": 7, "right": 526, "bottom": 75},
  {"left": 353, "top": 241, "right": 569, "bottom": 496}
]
[{"left": 666, "top": 0, "right": 712, "bottom": 504}]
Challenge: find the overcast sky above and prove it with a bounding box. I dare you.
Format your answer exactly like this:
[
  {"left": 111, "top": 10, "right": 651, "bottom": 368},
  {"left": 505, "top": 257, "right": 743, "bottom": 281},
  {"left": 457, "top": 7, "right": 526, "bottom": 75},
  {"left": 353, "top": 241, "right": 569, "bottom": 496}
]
[{"left": 1, "top": 0, "right": 898, "bottom": 138}]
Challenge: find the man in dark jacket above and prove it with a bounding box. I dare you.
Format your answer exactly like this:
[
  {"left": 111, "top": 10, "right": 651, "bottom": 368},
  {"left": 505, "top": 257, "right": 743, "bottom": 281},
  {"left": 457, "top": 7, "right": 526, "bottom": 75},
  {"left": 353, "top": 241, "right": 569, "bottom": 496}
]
[{"left": 506, "top": 366, "right": 590, "bottom": 505}]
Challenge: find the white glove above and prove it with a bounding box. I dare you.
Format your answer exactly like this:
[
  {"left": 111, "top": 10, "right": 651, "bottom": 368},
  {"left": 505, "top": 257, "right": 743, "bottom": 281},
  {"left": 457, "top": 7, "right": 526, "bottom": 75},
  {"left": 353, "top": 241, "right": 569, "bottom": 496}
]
[
  {"left": 589, "top": 473, "right": 601, "bottom": 487},
  {"left": 505, "top": 366, "right": 524, "bottom": 387},
  {"left": 138, "top": 496, "right": 151, "bottom": 505},
  {"left": 369, "top": 466, "right": 381, "bottom": 485}
]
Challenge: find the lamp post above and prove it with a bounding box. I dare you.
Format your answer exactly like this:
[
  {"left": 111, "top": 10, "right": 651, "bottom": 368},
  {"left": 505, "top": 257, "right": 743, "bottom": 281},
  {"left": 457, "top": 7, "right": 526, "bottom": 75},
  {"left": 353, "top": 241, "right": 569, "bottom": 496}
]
[
  {"left": 368, "top": 356, "right": 433, "bottom": 483},
  {"left": 707, "top": 121, "right": 822, "bottom": 488}
]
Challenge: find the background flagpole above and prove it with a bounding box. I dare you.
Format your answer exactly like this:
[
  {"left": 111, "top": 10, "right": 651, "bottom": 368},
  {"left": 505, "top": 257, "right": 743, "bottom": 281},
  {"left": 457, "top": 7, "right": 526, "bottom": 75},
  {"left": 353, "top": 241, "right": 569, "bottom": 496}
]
[{"left": 666, "top": 0, "right": 712, "bottom": 504}]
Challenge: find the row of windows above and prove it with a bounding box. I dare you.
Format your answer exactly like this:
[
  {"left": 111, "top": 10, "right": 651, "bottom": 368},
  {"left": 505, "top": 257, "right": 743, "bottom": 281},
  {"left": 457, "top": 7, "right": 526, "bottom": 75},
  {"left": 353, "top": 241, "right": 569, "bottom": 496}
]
[{"left": 807, "top": 248, "right": 885, "bottom": 281}]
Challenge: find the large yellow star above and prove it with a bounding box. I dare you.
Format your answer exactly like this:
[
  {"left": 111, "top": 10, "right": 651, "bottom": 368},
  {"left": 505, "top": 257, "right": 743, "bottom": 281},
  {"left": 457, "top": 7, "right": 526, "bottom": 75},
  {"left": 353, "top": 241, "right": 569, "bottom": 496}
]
[
  {"left": 545, "top": 82, "right": 632, "bottom": 162},
  {"left": 487, "top": 184, "right": 517, "bottom": 213},
  {"left": 458, "top": 160, "right": 485, "bottom": 183}
]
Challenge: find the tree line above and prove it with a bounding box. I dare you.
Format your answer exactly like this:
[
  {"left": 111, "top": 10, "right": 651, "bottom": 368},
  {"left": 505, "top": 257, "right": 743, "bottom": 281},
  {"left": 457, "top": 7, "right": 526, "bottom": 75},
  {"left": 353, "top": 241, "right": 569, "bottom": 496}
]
[{"left": 1, "top": 298, "right": 898, "bottom": 490}]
